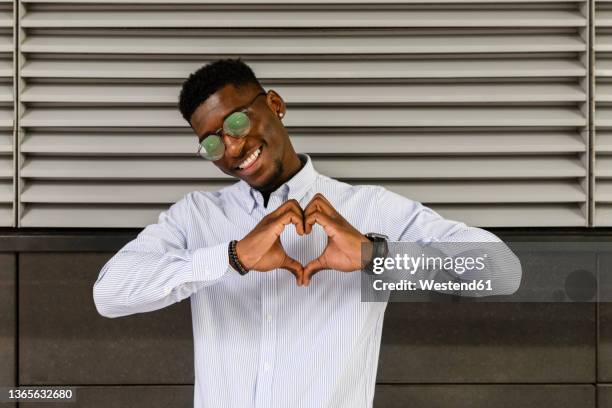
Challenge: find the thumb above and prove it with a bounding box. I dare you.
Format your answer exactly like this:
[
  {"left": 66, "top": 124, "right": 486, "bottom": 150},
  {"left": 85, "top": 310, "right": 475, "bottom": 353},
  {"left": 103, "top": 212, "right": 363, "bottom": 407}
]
[
  {"left": 303, "top": 257, "right": 327, "bottom": 287},
  {"left": 281, "top": 255, "right": 305, "bottom": 286}
]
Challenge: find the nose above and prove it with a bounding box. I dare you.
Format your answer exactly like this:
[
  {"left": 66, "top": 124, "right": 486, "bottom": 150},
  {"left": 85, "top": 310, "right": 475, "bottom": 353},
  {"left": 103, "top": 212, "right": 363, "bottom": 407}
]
[{"left": 222, "top": 133, "right": 247, "bottom": 159}]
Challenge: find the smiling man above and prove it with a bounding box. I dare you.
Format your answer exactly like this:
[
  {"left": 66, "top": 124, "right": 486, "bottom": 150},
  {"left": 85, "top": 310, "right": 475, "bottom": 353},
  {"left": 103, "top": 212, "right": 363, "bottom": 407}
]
[{"left": 93, "top": 58, "right": 521, "bottom": 408}]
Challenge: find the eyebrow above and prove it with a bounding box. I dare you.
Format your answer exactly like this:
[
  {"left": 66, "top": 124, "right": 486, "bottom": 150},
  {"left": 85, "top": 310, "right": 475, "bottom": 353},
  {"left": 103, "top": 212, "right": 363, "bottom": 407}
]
[{"left": 197, "top": 98, "right": 254, "bottom": 142}]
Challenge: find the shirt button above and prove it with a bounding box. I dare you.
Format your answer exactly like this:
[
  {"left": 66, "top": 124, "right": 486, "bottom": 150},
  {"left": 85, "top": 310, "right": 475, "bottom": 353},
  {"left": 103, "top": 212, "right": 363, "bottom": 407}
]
[
  {"left": 264, "top": 362, "right": 270, "bottom": 371},
  {"left": 266, "top": 314, "right": 273, "bottom": 322}
]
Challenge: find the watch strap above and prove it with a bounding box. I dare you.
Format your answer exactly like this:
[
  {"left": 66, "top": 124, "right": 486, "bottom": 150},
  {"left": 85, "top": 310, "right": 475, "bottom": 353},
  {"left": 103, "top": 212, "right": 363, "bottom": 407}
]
[{"left": 363, "top": 233, "right": 389, "bottom": 275}]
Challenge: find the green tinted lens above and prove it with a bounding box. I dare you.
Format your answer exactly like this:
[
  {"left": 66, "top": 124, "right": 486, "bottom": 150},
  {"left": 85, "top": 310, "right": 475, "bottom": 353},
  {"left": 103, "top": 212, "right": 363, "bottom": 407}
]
[
  {"left": 223, "top": 111, "right": 250, "bottom": 137},
  {"left": 199, "top": 135, "right": 225, "bottom": 160}
]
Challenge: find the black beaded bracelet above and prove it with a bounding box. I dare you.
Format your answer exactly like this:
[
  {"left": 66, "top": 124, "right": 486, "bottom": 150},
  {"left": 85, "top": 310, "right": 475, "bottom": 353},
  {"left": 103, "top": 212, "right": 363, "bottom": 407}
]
[{"left": 228, "top": 240, "right": 249, "bottom": 275}]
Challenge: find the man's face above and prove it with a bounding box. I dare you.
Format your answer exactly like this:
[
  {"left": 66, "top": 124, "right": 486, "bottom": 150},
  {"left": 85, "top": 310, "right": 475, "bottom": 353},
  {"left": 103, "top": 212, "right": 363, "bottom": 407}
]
[{"left": 190, "top": 83, "right": 290, "bottom": 191}]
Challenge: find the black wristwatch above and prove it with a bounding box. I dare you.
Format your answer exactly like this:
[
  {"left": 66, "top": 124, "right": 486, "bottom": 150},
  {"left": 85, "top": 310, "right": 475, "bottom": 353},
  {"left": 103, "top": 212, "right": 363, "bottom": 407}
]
[{"left": 363, "top": 232, "right": 389, "bottom": 275}]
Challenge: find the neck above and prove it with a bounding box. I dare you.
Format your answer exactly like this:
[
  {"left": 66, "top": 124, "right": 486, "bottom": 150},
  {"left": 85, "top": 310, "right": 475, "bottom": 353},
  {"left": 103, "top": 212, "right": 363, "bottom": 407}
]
[{"left": 260, "top": 153, "right": 303, "bottom": 206}]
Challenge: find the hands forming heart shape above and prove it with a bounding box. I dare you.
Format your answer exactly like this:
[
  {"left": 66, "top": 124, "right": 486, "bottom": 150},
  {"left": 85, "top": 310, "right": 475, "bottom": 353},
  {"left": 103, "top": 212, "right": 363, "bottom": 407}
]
[{"left": 234, "top": 193, "right": 371, "bottom": 287}]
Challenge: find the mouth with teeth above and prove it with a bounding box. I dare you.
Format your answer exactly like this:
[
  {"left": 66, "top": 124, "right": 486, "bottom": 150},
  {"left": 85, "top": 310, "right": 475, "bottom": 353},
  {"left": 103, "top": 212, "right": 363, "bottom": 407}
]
[{"left": 235, "top": 145, "right": 263, "bottom": 174}]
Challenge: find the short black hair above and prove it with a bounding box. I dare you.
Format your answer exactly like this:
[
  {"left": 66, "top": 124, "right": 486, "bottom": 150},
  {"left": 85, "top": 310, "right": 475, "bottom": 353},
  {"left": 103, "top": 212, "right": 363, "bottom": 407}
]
[{"left": 178, "top": 58, "right": 263, "bottom": 124}]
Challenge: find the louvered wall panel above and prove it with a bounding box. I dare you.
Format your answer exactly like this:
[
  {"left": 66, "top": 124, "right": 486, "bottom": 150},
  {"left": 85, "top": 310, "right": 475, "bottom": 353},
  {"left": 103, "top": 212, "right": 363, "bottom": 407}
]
[
  {"left": 17, "top": 0, "right": 590, "bottom": 228},
  {"left": 595, "top": 0, "right": 612, "bottom": 226},
  {"left": 0, "top": 0, "right": 13, "bottom": 227}
]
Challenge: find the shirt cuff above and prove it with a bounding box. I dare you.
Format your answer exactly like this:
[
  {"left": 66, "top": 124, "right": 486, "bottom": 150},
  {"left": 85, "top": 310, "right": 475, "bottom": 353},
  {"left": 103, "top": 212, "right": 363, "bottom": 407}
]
[{"left": 192, "top": 241, "right": 234, "bottom": 282}]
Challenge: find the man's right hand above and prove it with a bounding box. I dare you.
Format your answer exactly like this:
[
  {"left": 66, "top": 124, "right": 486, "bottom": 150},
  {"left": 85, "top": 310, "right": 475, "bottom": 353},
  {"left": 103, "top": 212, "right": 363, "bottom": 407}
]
[{"left": 234, "top": 199, "right": 306, "bottom": 285}]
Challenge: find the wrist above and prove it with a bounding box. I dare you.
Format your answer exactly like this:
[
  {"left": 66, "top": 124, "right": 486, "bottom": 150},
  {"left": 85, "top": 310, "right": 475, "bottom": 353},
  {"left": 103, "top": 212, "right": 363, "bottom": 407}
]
[
  {"left": 360, "top": 235, "right": 375, "bottom": 265},
  {"left": 234, "top": 240, "right": 251, "bottom": 270}
]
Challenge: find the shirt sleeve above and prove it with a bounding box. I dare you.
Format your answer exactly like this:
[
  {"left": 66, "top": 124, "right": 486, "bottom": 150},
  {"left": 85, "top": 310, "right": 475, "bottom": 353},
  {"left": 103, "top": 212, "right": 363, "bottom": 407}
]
[
  {"left": 375, "top": 187, "right": 522, "bottom": 296},
  {"left": 93, "top": 193, "right": 235, "bottom": 318}
]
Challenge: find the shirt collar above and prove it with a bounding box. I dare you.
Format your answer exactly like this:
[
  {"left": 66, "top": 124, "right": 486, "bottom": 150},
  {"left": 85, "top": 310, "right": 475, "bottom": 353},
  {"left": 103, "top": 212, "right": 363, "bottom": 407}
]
[{"left": 237, "top": 153, "right": 317, "bottom": 214}]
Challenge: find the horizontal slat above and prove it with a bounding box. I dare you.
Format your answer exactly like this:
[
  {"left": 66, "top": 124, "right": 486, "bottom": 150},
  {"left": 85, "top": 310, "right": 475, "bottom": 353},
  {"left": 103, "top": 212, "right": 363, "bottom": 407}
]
[
  {"left": 0, "top": 11, "right": 11, "bottom": 28},
  {"left": 595, "top": 205, "right": 612, "bottom": 226},
  {"left": 593, "top": 35, "right": 612, "bottom": 52},
  {"left": 18, "top": 203, "right": 587, "bottom": 228},
  {"left": 383, "top": 181, "right": 585, "bottom": 203},
  {"left": 20, "top": 180, "right": 585, "bottom": 204},
  {"left": 592, "top": 107, "right": 612, "bottom": 127},
  {"left": 597, "top": 132, "right": 612, "bottom": 153},
  {"left": 21, "top": 34, "right": 586, "bottom": 55},
  {"left": 20, "top": 84, "right": 183, "bottom": 104},
  {"left": 20, "top": 204, "right": 168, "bottom": 228},
  {"left": 0, "top": 203, "right": 11, "bottom": 226},
  {"left": 21, "top": 181, "right": 227, "bottom": 203},
  {"left": 20, "top": 107, "right": 586, "bottom": 127},
  {"left": 20, "top": 83, "right": 586, "bottom": 104},
  {"left": 593, "top": 83, "right": 612, "bottom": 102},
  {"left": 0, "top": 132, "right": 11, "bottom": 153},
  {"left": 595, "top": 11, "right": 612, "bottom": 27},
  {"left": 595, "top": 180, "right": 612, "bottom": 203},
  {"left": 20, "top": 0, "right": 589, "bottom": 4},
  {"left": 596, "top": 156, "right": 612, "bottom": 178},
  {"left": 20, "top": 157, "right": 586, "bottom": 180},
  {"left": 435, "top": 204, "right": 586, "bottom": 227},
  {"left": 594, "top": 59, "right": 612, "bottom": 77},
  {"left": 0, "top": 179, "right": 11, "bottom": 203},
  {"left": 0, "top": 83, "right": 14, "bottom": 103},
  {"left": 0, "top": 108, "right": 14, "bottom": 128},
  {"left": 316, "top": 157, "right": 586, "bottom": 179},
  {"left": 20, "top": 132, "right": 586, "bottom": 155},
  {"left": 0, "top": 59, "right": 13, "bottom": 78},
  {"left": 21, "top": 59, "right": 587, "bottom": 80},
  {"left": 21, "top": 10, "right": 586, "bottom": 28},
  {"left": 0, "top": 35, "right": 15, "bottom": 53},
  {"left": 0, "top": 155, "right": 11, "bottom": 179}
]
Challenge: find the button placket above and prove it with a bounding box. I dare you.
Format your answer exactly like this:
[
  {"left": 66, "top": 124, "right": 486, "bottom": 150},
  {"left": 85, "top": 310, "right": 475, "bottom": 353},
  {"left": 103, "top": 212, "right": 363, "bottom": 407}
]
[
  {"left": 255, "top": 193, "right": 282, "bottom": 408},
  {"left": 255, "top": 266, "right": 278, "bottom": 408}
]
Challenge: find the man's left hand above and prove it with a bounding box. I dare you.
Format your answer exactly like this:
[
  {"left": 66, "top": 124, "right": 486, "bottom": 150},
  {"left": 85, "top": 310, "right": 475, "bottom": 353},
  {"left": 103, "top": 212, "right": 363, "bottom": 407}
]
[{"left": 302, "top": 193, "right": 369, "bottom": 286}]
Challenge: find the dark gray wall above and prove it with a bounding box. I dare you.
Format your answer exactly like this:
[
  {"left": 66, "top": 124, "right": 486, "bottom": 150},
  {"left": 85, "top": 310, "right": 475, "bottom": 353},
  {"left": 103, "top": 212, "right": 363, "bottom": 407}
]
[{"left": 1, "top": 229, "right": 611, "bottom": 407}]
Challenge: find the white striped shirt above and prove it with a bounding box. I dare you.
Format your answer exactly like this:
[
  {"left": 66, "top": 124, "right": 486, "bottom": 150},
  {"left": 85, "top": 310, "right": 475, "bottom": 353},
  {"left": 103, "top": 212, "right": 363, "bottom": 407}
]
[{"left": 93, "top": 153, "right": 520, "bottom": 408}]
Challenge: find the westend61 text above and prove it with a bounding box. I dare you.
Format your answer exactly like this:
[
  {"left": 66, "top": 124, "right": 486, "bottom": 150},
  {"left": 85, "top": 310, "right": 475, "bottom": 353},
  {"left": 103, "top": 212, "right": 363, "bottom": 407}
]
[{"left": 372, "top": 279, "right": 493, "bottom": 292}]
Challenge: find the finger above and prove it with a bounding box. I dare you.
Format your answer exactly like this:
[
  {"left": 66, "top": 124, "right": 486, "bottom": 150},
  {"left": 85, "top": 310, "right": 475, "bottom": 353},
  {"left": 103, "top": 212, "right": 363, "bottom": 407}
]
[
  {"left": 303, "top": 257, "right": 326, "bottom": 286},
  {"left": 278, "top": 209, "right": 305, "bottom": 236},
  {"left": 264, "top": 200, "right": 302, "bottom": 229},
  {"left": 304, "top": 210, "right": 335, "bottom": 236},
  {"left": 313, "top": 192, "right": 333, "bottom": 208},
  {"left": 275, "top": 200, "right": 305, "bottom": 234},
  {"left": 275, "top": 199, "right": 304, "bottom": 217},
  {"left": 304, "top": 194, "right": 335, "bottom": 218},
  {"left": 281, "top": 255, "right": 304, "bottom": 286}
]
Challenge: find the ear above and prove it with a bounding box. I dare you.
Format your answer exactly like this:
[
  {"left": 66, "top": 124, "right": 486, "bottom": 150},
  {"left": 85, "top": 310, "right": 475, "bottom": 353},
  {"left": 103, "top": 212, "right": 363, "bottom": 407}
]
[{"left": 265, "top": 89, "right": 286, "bottom": 119}]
